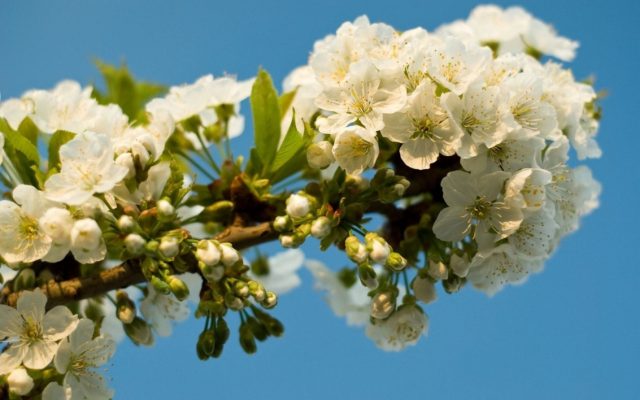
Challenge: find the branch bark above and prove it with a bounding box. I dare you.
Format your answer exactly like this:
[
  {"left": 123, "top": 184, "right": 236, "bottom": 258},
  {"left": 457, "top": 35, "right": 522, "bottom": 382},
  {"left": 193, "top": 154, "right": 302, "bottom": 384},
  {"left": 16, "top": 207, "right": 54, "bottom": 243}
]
[{"left": 0, "top": 222, "right": 276, "bottom": 308}]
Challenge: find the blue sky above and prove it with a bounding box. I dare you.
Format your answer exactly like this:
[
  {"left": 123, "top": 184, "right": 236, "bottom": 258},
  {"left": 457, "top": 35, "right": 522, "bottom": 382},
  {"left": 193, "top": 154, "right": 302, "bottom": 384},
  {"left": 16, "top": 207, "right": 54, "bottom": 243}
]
[{"left": 1, "top": 0, "right": 639, "bottom": 398}]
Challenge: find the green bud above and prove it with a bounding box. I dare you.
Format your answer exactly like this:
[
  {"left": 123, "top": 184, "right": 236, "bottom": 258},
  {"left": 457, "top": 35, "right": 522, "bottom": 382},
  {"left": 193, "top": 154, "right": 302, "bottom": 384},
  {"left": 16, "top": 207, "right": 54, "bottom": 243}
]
[
  {"left": 247, "top": 317, "right": 269, "bottom": 342},
  {"left": 386, "top": 252, "right": 408, "bottom": 271},
  {"left": 141, "top": 257, "right": 159, "bottom": 280},
  {"left": 36, "top": 269, "right": 54, "bottom": 285},
  {"left": 145, "top": 240, "right": 159, "bottom": 254},
  {"left": 261, "top": 291, "right": 278, "bottom": 309},
  {"left": 337, "top": 268, "right": 357, "bottom": 288},
  {"left": 273, "top": 215, "right": 293, "bottom": 232},
  {"left": 234, "top": 281, "right": 249, "bottom": 298},
  {"left": 150, "top": 276, "right": 171, "bottom": 295},
  {"left": 197, "top": 329, "right": 216, "bottom": 359},
  {"left": 224, "top": 292, "right": 244, "bottom": 310},
  {"left": 239, "top": 323, "right": 257, "bottom": 354},
  {"left": 116, "top": 291, "right": 136, "bottom": 324},
  {"left": 345, "top": 236, "right": 368, "bottom": 263},
  {"left": 248, "top": 281, "right": 266, "bottom": 301},
  {"left": 358, "top": 263, "right": 378, "bottom": 289},
  {"left": 124, "top": 317, "right": 154, "bottom": 346},
  {"left": 168, "top": 276, "right": 190, "bottom": 301},
  {"left": 12, "top": 268, "right": 36, "bottom": 292},
  {"left": 264, "top": 316, "right": 284, "bottom": 337},
  {"left": 443, "top": 275, "right": 464, "bottom": 294},
  {"left": 251, "top": 257, "right": 270, "bottom": 276}
]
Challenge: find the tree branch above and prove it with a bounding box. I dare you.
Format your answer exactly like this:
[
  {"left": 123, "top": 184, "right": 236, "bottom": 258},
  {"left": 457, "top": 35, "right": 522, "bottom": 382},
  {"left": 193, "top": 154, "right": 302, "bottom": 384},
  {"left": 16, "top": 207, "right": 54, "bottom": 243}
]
[{"left": 0, "top": 222, "right": 276, "bottom": 308}]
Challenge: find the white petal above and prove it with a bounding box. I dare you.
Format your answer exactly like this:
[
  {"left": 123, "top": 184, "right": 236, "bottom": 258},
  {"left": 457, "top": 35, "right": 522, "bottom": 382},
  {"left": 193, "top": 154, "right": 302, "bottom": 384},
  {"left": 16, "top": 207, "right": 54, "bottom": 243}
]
[
  {"left": 433, "top": 206, "right": 471, "bottom": 242},
  {"left": 43, "top": 306, "right": 79, "bottom": 341},
  {"left": 22, "top": 339, "right": 58, "bottom": 370}
]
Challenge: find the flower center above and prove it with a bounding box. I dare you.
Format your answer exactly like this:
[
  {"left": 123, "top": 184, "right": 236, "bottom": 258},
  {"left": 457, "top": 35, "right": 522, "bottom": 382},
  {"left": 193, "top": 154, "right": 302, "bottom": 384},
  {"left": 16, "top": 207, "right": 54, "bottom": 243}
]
[
  {"left": 22, "top": 318, "right": 43, "bottom": 343},
  {"left": 467, "top": 196, "right": 492, "bottom": 220},
  {"left": 19, "top": 216, "right": 40, "bottom": 241}
]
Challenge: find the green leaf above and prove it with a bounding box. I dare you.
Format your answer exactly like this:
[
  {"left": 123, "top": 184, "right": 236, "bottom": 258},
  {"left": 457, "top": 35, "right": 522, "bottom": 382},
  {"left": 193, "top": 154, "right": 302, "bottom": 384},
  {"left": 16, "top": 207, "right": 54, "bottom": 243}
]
[
  {"left": 270, "top": 117, "right": 310, "bottom": 183},
  {"left": 245, "top": 148, "right": 264, "bottom": 177},
  {"left": 92, "top": 60, "right": 166, "bottom": 122},
  {"left": 48, "top": 130, "right": 76, "bottom": 173},
  {"left": 278, "top": 89, "right": 297, "bottom": 120},
  {"left": 0, "top": 118, "right": 40, "bottom": 167},
  {"left": 250, "top": 69, "right": 281, "bottom": 173}
]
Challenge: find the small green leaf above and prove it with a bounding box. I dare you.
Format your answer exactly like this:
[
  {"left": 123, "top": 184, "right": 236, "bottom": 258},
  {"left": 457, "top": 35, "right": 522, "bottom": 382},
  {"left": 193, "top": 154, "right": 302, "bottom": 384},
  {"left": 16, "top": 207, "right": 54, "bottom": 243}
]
[
  {"left": 250, "top": 69, "right": 281, "bottom": 173},
  {"left": 270, "top": 117, "right": 310, "bottom": 183},
  {"left": 245, "top": 148, "right": 264, "bottom": 177},
  {"left": 0, "top": 118, "right": 40, "bottom": 167},
  {"left": 48, "top": 130, "right": 76, "bottom": 173}
]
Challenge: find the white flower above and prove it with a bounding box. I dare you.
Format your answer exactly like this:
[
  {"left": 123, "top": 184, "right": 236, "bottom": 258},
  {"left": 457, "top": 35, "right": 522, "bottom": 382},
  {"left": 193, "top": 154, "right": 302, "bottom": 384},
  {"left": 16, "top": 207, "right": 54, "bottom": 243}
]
[
  {"left": 0, "top": 290, "right": 79, "bottom": 374},
  {"left": 7, "top": 367, "right": 34, "bottom": 395},
  {"left": 365, "top": 305, "right": 428, "bottom": 351},
  {"left": 0, "top": 185, "right": 56, "bottom": 263},
  {"left": 140, "top": 285, "right": 190, "bottom": 337},
  {"left": 40, "top": 207, "right": 74, "bottom": 263},
  {"left": 504, "top": 168, "right": 553, "bottom": 214},
  {"left": 285, "top": 193, "right": 311, "bottom": 218},
  {"left": 0, "top": 98, "right": 33, "bottom": 130},
  {"left": 305, "top": 260, "right": 370, "bottom": 326},
  {"left": 249, "top": 249, "right": 305, "bottom": 294},
  {"left": 432, "top": 170, "right": 523, "bottom": 242},
  {"left": 45, "top": 132, "right": 128, "bottom": 205},
  {"left": 508, "top": 210, "right": 559, "bottom": 259},
  {"left": 42, "top": 382, "right": 71, "bottom": 400},
  {"left": 467, "top": 244, "right": 544, "bottom": 296},
  {"left": 195, "top": 240, "right": 221, "bottom": 266},
  {"left": 70, "top": 218, "right": 107, "bottom": 264},
  {"left": 53, "top": 319, "right": 116, "bottom": 400},
  {"left": 381, "top": 80, "right": 460, "bottom": 170},
  {"left": 425, "top": 36, "right": 492, "bottom": 96},
  {"left": 306, "top": 141, "right": 335, "bottom": 169},
  {"left": 24, "top": 80, "right": 101, "bottom": 134},
  {"left": 332, "top": 125, "right": 379, "bottom": 175},
  {"left": 460, "top": 137, "right": 546, "bottom": 174},
  {"left": 315, "top": 60, "right": 406, "bottom": 133}
]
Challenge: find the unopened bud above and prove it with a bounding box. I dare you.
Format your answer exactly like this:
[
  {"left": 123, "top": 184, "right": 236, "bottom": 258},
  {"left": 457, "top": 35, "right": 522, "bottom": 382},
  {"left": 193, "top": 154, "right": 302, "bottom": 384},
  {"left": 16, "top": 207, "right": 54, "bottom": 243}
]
[
  {"left": 124, "top": 317, "right": 154, "bottom": 346},
  {"left": 371, "top": 291, "right": 395, "bottom": 319},
  {"left": 345, "top": 236, "right": 368, "bottom": 264},
  {"left": 273, "top": 215, "right": 293, "bottom": 232},
  {"left": 239, "top": 323, "right": 257, "bottom": 354},
  {"left": 247, "top": 317, "right": 269, "bottom": 342},
  {"left": 365, "top": 233, "right": 391, "bottom": 264},
  {"left": 220, "top": 243, "right": 240, "bottom": 267},
  {"left": 285, "top": 193, "right": 311, "bottom": 218},
  {"left": 234, "top": 281, "right": 249, "bottom": 298},
  {"left": 7, "top": 368, "right": 34, "bottom": 396},
  {"left": 450, "top": 254, "right": 470, "bottom": 278},
  {"left": 224, "top": 292, "right": 244, "bottom": 310},
  {"left": 358, "top": 263, "right": 378, "bottom": 289},
  {"left": 310, "top": 216, "right": 331, "bottom": 239},
  {"left": 386, "top": 252, "right": 407, "bottom": 271},
  {"left": 345, "top": 175, "right": 370, "bottom": 192},
  {"left": 116, "top": 291, "right": 136, "bottom": 324},
  {"left": 13, "top": 268, "right": 35, "bottom": 292},
  {"left": 204, "top": 200, "right": 234, "bottom": 221},
  {"left": 306, "top": 140, "right": 334, "bottom": 169},
  {"left": 197, "top": 329, "right": 216, "bottom": 359},
  {"left": 168, "top": 276, "right": 190, "bottom": 301},
  {"left": 159, "top": 236, "right": 180, "bottom": 258},
  {"left": 412, "top": 276, "right": 437, "bottom": 304},
  {"left": 248, "top": 281, "right": 266, "bottom": 301},
  {"left": 157, "top": 199, "right": 175, "bottom": 218},
  {"left": 196, "top": 240, "right": 221, "bottom": 266},
  {"left": 279, "top": 234, "right": 296, "bottom": 248},
  {"left": 200, "top": 263, "right": 225, "bottom": 282},
  {"left": 117, "top": 215, "right": 135, "bottom": 232},
  {"left": 261, "top": 291, "right": 278, "bottom": 309},
  {"left": 125, "top": 234, "right": 146, "bottom": 255},
  {"left": 428, "top": 259, "right": 449, "bottom": 281}
]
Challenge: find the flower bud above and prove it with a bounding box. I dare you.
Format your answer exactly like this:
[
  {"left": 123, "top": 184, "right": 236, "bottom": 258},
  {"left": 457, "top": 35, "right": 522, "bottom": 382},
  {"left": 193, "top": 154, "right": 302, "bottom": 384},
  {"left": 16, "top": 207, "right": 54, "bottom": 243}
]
[
  {"left": 386, "top": 252, "right": 408, "bottom": 271},
  {"left": 203, "top": 200, "right": 235, "bottom": 221},
  {"left": 285, "top": 193, "right": 311, "bottom": 218},
  {"left": 197, "top": 329, "right": 216, "bottom": 359},
  {"left": 117, "top": 215, "right": 135, "bottom": 232},
  {"left": 13, "top": 268, "right": 35, "bottom": 292},
  {"left": 196, "top": 240, "right": 221, "bottom": 266},
  {"left": 131, "top": 142, "right": 151, "bottom": 167},
  {"left": 365, "top": 233, "right": 391, "bottom": 264},
  {"left": 248, "top": 281, "right": 266, "bottom": 301},
  {"left": 212, "top": 318, "right": 230, "bottom": 358},
  {"left": 168, "top": 276, "right": 190, "bottom": 301},
  {"left": 125, "top": 233, "right": 146, "bottom": 255},
  {"left": 200, "top": 263, "right": 225, "bottom": 282},
  {"left": 261, "top": 291, "right": 278, "bottom": 309},
  {"left": 247, "top": 317, "right": 269, "bottom": 341},
  {"left": 310, "top": 216, "right": 331, "bottom": 239},
  {"left": 124, "top": 317, "right": 154, "bottom": 346},
  {"left": 234, "top": 280, "right": 249, "bottom": 298},
  {"left": 273, "top": 215, "right": 293, "bottom": 232},
  {"left": 159, "top": 236, "right": 180, "bottom": 258},
  {"left": 116, "top": 291, "right": 136, "bottom": 324},
  {"left": 357, "top": 263, "right": 378, "bottom": 289},
  {"left": 157, "top": 199, "right": 175, "bottom": 218},
  {"left": 371, "top": 291, "right": 395, "bottom": 319},
  {"left": 443, "top": 274, "right": 464, "bottom": 294},
  {"left": 306, "top": 140, "right": 334, "bottom": 169},
  {"left": 220, "top": 243, "right": 240, "bottom": 267},
  {"left": 345, "top": 174, "right": 370, "bottom": 192},
  {"left": 224, "top": 292, "right": 244, "bottom": 310},
  {"left": 345, "top": 236, "right": 368, "bottom": 264},
  {"left": 70, "top": 218, "right": 102, "bottom": 251},
  {"left": 427, "top": 259, "right": 449, "bottom": 280},
  {"left": 450, "top": 254, "right": 470, "bottom": 278},
  {"left": 150, "top": 276, "right": 171, "bottom": 295},
  {"left": 7, "top": 367, "right": 34, "bottom": 396},
  {"left": 239, "top": 323, "right": 257, "bottom": 354},
  {"left": 412, "top": 276, "right": 437, "bottom": 304},
  {"left": 141, "top": 257, "right": 158, "bottom": 279},
  {"left": 279, "top": 234, "right": 295, "bottom": 248}
]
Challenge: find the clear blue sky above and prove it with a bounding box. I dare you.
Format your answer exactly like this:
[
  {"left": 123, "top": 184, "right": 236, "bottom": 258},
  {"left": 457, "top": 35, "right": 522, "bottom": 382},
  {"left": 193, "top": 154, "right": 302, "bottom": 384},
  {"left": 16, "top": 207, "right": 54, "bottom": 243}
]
[{"left": 1, "top": 1, "right": 639, "bottom": 398}]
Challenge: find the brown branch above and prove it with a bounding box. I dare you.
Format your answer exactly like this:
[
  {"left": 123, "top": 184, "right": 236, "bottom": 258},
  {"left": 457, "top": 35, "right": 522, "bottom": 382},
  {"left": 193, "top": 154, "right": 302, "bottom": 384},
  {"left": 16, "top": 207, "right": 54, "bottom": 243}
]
[{"left": 0, "top": 222, "right": 276, "bottom": 308}]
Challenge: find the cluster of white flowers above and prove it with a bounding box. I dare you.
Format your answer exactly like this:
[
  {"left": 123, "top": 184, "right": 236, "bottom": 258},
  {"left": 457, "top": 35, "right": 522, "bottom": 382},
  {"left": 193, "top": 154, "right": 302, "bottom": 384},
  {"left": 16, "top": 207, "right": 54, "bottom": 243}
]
[
  {"left": 0, "top": 290, "right": 115, "bottom": 399},
  {"left": 284, "top": 5, "right": 601, "bottom": 296}
]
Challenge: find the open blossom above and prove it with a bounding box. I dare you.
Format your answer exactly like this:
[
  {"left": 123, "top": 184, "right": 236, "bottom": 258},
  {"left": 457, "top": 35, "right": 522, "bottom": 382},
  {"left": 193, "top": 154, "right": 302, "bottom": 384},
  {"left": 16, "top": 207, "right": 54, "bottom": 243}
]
[
  {"left": 45, "top": 132, "right": 129, "bottom": 205},
  {"left": 0, "top": 185, "right": 57, "bottom": 263},
  {"left": 433, "top": 170, "right": 523, "bottom": 242},
  {"left": 249, "top": 249, "right": 305, "bottom": 295},
  {"left": 332, "top": 125, "right": 379, "bottom": 175},
  {"left": 48, "top": 319, "right": 116, "bottom": 400},
  {"left": 381, "top": 80, "right": 460, "bottom": 170},
  {"left": 0, "top": 290, "right": 79, "bottom": 374},
  {"left": 365, "top": 305, "right": 429, "bottom": 351},
  {"left": 140, "top": 285, "right": 190, "bottom": 337},
  {"left": 316, "top": 60, "right": 406, "bottom": 134}
]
